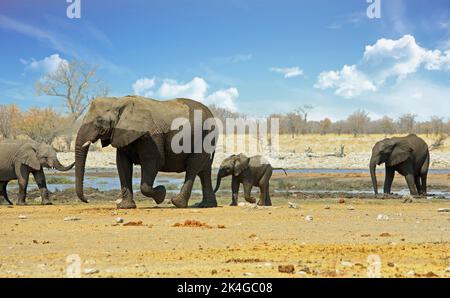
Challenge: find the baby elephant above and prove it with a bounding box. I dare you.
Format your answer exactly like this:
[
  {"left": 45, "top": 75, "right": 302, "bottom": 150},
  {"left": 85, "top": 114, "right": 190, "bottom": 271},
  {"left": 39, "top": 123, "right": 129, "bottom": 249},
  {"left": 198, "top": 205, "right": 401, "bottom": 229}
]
[
  {"left": 0, "top": 140, "right": 74, "bottom": 205},
  {"left": 214, "top": 154, "right": 286, "bottom": 206}
]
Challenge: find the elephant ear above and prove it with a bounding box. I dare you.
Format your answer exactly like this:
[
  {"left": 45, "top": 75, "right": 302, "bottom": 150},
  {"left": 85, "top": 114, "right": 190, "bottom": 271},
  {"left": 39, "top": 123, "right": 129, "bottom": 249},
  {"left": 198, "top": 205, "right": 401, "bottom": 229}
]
[
  {"left": 17, "top": 143, "right": 41, "bottom": 170},
  {"left": 233, "top": 154, "right": 250, "bottom": 176},
  {"left": 387, "top": 141, "right": 412, "bottom": 166},
  {"left": 111, "top": 99, "right": 163, "bottom": 148}
]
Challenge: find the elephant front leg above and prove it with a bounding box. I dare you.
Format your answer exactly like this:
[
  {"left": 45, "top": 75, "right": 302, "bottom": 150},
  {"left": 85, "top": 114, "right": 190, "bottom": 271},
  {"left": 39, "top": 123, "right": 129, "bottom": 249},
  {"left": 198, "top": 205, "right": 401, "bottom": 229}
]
[
  {"left": 17, "top": 175, "right": 29, "bottom": 206},
  {"left": 116, "top": 150, "right": 136, "bottom": 209},
  {"left": 230, "top": 177, "right": 240, "bottom": 206},
  {"left": 140, "top": 160, "right": 166, "bottom": 204},
  {"left": 32, "top": 170, "right": 51, "bottom": 205},
  {"left": 197, "top": 167, "right": 218, "bottom": 207},
  {"left": 383, "top": 168, "right": 395, "bottom": 194}
]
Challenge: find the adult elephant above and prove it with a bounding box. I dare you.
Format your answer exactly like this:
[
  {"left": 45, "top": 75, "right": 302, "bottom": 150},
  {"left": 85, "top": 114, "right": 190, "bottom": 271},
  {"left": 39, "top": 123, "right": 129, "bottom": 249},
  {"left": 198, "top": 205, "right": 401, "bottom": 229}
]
[
  {"left": 369, "top": 134, "right": 429, "bottom": 196},
  {"left": 75, "top": 96, "right": 218, "bottom": 209}
]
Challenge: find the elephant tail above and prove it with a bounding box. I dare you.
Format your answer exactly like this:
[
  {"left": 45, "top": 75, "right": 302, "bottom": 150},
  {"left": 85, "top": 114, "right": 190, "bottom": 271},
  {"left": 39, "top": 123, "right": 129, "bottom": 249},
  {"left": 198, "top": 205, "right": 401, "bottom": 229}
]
[{"left": 273, "top": 168, "right": 288, "bottom": 176}]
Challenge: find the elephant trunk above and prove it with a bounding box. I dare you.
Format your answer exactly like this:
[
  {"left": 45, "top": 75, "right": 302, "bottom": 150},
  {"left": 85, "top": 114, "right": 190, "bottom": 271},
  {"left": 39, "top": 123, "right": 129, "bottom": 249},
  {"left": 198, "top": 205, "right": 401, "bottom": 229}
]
[
  {"left": 214, "top": 169, "right": 225, "bottom": 193},
  {"left": 53, "top": 159, "right": 75, "bottom": 172},
  {"left": 75, "top": 125, "right": 92, "bottom": 203},
  {"left": 370, "top": 156, "right": 378, "bottom": 195}
]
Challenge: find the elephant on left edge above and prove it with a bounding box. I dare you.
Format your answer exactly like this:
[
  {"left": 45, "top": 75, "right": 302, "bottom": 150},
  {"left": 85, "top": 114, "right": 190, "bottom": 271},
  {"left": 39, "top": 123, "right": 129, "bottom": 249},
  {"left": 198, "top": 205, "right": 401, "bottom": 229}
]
[{"left": 0, "top": 140, "right": 75, "bottom": 205}]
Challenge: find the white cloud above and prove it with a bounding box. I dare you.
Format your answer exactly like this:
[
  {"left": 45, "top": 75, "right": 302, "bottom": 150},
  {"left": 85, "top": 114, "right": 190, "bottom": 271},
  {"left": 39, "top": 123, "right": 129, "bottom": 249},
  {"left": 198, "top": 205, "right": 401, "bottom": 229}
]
[
  {"left": 270, "top": 66, "right": 304, "bottom": 78},
  {"left": 230, "top": 54, "right": 253, "bottom": 63},
  {"left": 132, "top": 76, "right": 239, "bottom": 111},
  {"left": 22, "top": 54, "right": 68, "bottom": 74},
  {"left": 315, "top": 65, "right": 376, "bottom": 98},
  {"left": 132, "top": 77, "right": 156, "bottom": 97},
  {"left": 205, "top": 88, "right": 238, "bottom": 112},
  {"left": 366, "top": 78, "right": 450, "bottom": 121},
  {"left": 158, "top": 77, "right": 209, "bottom": 100},
  {"left": 315, "top": 35, "right": 450, "bottom": 98}
]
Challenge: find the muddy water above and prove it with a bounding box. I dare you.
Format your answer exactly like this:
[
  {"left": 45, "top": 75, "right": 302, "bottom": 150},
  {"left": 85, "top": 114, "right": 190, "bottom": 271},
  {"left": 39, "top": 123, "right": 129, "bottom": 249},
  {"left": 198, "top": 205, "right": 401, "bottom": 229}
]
[{"left": 14, "top": 169, "right": 450, "bottom": 199}]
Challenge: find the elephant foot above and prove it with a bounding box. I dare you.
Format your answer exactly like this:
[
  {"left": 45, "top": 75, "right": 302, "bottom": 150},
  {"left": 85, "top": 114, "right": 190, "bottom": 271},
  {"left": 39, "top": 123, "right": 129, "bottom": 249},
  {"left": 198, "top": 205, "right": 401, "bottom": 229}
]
[
  {"left": 141, "top": 185, "right": 166, "bottom": 204},
  {"left": 116, "top": 199, "right": 137, "bottom": 209},
  {"left": 245, "top": 197, "right": 256, "bottom": 204},
  {"left": 16, "top": 201, "right": 28, "bottom": 206},
  {"left": 257, "top": 200, "right": 266, "bottom": 206},
  {"left": 153, "top": 186, "right": 166, "bottom": 204},
  {"left": 229, "top": 202, "right": 238, "bottom": 206},
  {"left": 41, "top": 200, "right": 53, "bottom": 206},
  {"left": 194, "top": 198, "right": 218, "bottom": 208},
  {"left": 171, "top": 195, "right": 188, "bottom": 208},
  {"left": 0, "top": 197, "right": 12, "bottom": 205}
]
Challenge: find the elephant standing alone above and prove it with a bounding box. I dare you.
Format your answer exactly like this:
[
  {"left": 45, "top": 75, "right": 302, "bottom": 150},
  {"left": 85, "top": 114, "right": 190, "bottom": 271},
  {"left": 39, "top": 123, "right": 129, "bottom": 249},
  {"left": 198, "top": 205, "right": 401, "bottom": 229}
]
[
  {"left": 74, "top": 95, "right": 218, "bottom": 209},
  {"left": 0, "top": 141, "right": 74, "bottom": 205},
  {"left": 369, "top": 134, "right": 430, "bottom": 196}
]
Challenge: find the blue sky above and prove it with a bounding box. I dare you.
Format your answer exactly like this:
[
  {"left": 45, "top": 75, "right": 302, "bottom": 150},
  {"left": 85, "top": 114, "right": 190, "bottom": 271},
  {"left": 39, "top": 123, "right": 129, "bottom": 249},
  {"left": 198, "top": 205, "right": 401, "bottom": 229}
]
[{"left": 0, "top": 0, "right": 449, "bottom": 120}]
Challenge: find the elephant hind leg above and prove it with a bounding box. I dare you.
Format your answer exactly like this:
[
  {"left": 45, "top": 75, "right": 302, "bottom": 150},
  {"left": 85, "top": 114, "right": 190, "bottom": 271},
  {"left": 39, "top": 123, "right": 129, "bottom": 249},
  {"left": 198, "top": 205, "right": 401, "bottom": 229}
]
[
  {"left": 0, "top": 182, "right": 13, "bottom": 205},
  {"left": 257, "top": 168, "right": 273, "bottom": 206},
  {"left": 414, "top": 176, "right": 422, "bottom": 195},
  {"left": 172, "top": 154, "right": 205, "bottom": 208},
  {"left": 420, "top": 158, "right": 429, "bottom": 196},
  {"left": 420, "top": 173, "right": 428, "bottom": 196}
]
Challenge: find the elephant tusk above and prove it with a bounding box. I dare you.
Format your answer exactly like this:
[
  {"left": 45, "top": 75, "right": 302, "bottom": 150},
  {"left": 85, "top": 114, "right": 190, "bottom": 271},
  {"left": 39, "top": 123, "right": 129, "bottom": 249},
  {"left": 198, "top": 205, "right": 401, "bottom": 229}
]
[{"left": 82, "top": 141, "right": 92, "bottom": 148}]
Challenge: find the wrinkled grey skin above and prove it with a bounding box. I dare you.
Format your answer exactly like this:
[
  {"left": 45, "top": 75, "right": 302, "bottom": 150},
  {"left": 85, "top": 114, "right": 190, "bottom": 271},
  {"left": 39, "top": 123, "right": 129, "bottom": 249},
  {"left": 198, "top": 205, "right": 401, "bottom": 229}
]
[
  {"left": 214, "top": 154, "right": 286, "bottom": 206},
  {"left": 74, "top": 95, "right": 218, "bottom": 209},
  {"left": 0, "top": 140, "right": 74, "bottom": 205},
  {"left": 369, "top": 134, "right": 430, "bottom": 196}
]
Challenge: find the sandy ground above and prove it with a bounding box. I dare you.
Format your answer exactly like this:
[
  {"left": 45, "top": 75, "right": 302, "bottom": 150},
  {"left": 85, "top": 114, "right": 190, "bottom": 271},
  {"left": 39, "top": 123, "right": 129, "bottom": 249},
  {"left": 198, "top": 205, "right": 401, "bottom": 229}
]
[{"left": 0, "top": 197, "right": 449, "bottom": 278}]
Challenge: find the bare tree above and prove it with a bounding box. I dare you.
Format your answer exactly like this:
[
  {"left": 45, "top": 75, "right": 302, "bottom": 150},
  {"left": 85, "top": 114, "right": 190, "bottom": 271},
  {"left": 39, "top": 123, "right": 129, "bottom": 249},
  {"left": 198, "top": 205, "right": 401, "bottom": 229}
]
[
  {"left": 430, "top": 116, "right": 444, "bottom": 135},
  {"left": 320, "top": 118, "right": 332, "bottom": 135},
  {"left": 379, "top": 116, "right": 396, "bottom": 135},
  {"left": 346, "top": 109, "right": 370, "bottom": 136},
  {"left": 0, "top": 104, "right": 20, "bottom": 139},
  {"left": 35, "top": 60, "right": 109, "bottom": 122},
  {"left": 14, "top": 108, "right": 69, "bottom": 144},
  {"left": 397, "top": 113, "right": 417, "bottom": 134},
  {"left": 0, "top": 105, "right": 12, "bottom": 139}
]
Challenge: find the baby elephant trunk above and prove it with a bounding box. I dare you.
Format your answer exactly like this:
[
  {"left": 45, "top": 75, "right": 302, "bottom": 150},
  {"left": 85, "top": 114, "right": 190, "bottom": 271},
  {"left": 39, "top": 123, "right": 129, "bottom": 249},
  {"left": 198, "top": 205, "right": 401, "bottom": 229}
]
[
  {"left": 214, "top": 169, "right": 226, "bottom": 193},
  {"left": 53, "top": 159, "right": 75, "bottom": 172}
]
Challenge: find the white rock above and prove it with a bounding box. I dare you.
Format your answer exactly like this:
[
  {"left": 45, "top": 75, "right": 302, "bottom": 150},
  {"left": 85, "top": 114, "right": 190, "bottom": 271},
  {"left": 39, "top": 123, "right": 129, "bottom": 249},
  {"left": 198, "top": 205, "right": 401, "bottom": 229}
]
[
  {"left": 305, "top": 215, "right": 314, "bottom": 221},
  {"left": 243, "top": 272, "right": 254, "bottom": 276},
  {"left": 288, "top": 202, "right": 298, "bottom": 209},
  {"left": 83, "top": 268, "right": 99, "bottom": 275},
  {"left": 324, "top": 205, "right": 331, "bottom": 210},
  {"left": 407, "top": 270, "right": 415, "bottom": 276},
  {"left": 340, "top": 261, "right": 353, "bottom": 267},
  {"left": 445, "top": 267, "right": 450, "bottom": 273},
  {"left": 437, "top": 208, "right": 450, "bottom": 213},
  {"left": 347, "top": 206, "right": 355, "bottom": 210},
  {"left": 18, "top": 215, "right": 27, "bottom": 219},
  {"left": 64, "top": 217, "right": 81, "bottom": 222},
  {"left": 115, "top": 217, "right": 124, "bottom": 223},
  {"left": 376, "top": 214, "right": 389, "bottom": 221}
]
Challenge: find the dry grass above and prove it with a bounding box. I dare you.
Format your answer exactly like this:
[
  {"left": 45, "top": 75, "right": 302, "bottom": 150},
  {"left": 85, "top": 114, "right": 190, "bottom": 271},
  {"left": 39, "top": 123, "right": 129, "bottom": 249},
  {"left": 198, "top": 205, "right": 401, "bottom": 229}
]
[{"left": 277, "top": 134, "right": 450, "bottom": 154}]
